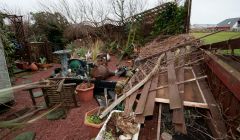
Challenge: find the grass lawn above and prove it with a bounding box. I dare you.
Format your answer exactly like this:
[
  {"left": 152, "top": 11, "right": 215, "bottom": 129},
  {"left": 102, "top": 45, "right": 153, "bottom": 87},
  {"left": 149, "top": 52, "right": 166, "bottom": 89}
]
[
  {"left": 192, "top": 32, "right": 240, "bottom": 55},
  {"left": 192, "top": 32, "right": 240, "bottom": 44}
]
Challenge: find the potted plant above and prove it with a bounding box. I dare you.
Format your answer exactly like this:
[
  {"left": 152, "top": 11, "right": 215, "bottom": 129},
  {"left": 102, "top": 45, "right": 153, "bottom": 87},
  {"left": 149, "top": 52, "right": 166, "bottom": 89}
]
[
  {"left": 95, "top": 111, "right": 140, "bottom": 140},
  {"left": 84, "top": 107, "right": 105, "bottom": 128},
  {"left": 36, "top": 57, "right": 52, "bottom": 69},
  {"left": 75, "top": 63, "right": 95, "bottom": 101}
]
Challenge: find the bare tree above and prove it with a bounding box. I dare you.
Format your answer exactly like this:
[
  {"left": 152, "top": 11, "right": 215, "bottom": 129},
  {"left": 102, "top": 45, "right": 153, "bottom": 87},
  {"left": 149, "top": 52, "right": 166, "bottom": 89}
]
[
  {"left": 0, "top": 2, "right": 24, "bottom": 16},
  {"left": 111, "top": 0, "right": 147, "bottom": 26},
  {"left": 37, "top": 0, "right": 110, "bottom": 26},
  {"left": 38, "top": 0, "right": 82, "bottom": 23}
]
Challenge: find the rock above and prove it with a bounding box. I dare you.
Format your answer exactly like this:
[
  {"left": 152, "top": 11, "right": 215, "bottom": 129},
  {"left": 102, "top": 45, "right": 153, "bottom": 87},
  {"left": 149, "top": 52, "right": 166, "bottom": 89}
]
[
  {"left": 161, "top": 132, "right": 172, "bottom": 140},
  {"left": 46, "top": 108, "right": 66, "bottom": 120},
  {"left": 14, "top": 131, "right": 35, "bottom": 140},
  {"left": 91, "top": 65, "right": 114, "bottom": 80}
]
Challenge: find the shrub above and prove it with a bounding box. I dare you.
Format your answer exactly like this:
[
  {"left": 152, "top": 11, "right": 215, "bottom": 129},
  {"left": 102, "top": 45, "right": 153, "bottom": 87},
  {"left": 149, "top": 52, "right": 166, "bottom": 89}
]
[{"left": 152, "top": 2, "right": 187, "bottom": 36}]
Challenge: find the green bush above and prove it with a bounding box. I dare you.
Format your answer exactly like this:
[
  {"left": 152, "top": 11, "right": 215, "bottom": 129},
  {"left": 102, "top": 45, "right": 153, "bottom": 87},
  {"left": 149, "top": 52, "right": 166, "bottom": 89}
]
[
  {"left": 0, "top": 14, "right": 15, "bottom": 77},
  {"left": 152, "top": 2, "right": 187, "bottom": 36},
  {"left": 104, "top": 41, "right": 119, "bottom": 54},
  {"left": 87, "top": 115, "right": 102, "bottom": 124},
  {"left": 76, "top": 47, "right": 87, "bottom": 58}
]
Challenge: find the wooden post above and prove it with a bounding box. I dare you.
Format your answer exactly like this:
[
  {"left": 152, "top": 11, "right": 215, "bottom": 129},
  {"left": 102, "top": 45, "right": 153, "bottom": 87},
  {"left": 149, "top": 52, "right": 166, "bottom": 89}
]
[{"left": 157, "top": 104, "right": 162, "bottom": 140}]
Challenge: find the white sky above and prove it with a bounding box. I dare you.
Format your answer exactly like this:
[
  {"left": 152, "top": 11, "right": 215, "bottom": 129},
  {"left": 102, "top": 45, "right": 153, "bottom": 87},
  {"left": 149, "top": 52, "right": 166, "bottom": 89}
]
[{"left": 0, "top": 0, "right": 239, "bottom": 24}]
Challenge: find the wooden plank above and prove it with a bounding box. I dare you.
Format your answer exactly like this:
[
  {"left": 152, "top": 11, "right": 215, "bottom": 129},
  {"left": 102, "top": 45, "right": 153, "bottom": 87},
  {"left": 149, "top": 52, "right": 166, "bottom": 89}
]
[
  {"left": 193, "top": 66, "right": 228, "bottom": 138},
  {"left": 140, "top": 68, "right": 147, "bottom": 76},
  {"left": 100, "top": 54, "right": 165, "bottom": 119},
  {"left": 129, "top": 79, "right": 133, "bottom": 88},
  {"left": 172, "top": 48, "right": 187, "bottom": 134},
  {"left": 135, "top": 80, "right": 152, "bottom": 115},
  {"left": 158, "top": 58, "right": 204, "bottom": 74},
  {"left": 124, "top": 98, "right": 130, "bottom": 113},
  {"left": 191, "top": 68, "right": 207, "bottom": 103},
  {"left": 144, "top": 75, "right": 159, "bottom": 116},
  {"left": 152, "top": 75, "right": 207, "bottom": 91},
  {"left": 166, "top": 51, "right": 182, "bottom": 109},
  {"left": 124, "top": 91, "right": 139, "bottom": 115},
  {"left": 204, "top": 50, "right": 240, "bottom": 101},
  {"left": 135, "top": 114, "right": 145, "bottom": 124},
  {"left": 155, "top": 98, "right": 209, "bottom": 109},
  {"left": 135, "top": 74, "right": 141, "bottom": 82},
  {"left": 157, "top": 104, "right": 162, "bottom": 140}
]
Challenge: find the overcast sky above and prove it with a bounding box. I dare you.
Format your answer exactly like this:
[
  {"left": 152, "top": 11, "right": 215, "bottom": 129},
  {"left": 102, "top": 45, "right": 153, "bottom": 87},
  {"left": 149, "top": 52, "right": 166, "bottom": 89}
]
[{"left": 0, "top": 0, "right": 239, "bottom": 24}]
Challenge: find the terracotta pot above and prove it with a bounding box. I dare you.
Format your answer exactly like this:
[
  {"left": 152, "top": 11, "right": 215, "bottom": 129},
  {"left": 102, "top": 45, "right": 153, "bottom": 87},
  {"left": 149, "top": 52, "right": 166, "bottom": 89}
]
[
  {"left": 76, "top": 83, "right": 94, "bottom": 102},
  {"left": 30, "top": 63, "right": 38, "bottom": 71},
  {"left": 15, "top": 61, "right": 29, "bottom": 70},
  {"left": 84, "top": 107, "right": 105, "bottom": 128},
  {"left": 36, "top": 63, "right": 53, "bottom": 69}
]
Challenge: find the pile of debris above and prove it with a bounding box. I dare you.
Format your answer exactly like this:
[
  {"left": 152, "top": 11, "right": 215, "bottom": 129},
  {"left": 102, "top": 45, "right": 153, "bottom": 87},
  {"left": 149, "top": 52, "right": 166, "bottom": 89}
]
[
  {"left": 99, "top": 33, "right": 227, "bottom": 139},
  {"left": 139, "top": 34, "right": 195, "bottom": 59}
]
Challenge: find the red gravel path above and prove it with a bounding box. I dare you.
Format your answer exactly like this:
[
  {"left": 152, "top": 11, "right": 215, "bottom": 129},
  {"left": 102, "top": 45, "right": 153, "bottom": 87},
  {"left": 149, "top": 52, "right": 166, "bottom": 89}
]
[
  {"left": 1, "top": 56, "right": 130, "bottom": 140},
  {"left": 1, "top": 64, "right": 100, "bottom": 140}
]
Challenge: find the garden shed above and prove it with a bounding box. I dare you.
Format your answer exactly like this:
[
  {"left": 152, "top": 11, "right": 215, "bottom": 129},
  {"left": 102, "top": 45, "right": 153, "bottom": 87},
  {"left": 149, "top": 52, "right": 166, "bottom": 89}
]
[{"left": 0, "top": 38, "right": 14, "bottom": 104}]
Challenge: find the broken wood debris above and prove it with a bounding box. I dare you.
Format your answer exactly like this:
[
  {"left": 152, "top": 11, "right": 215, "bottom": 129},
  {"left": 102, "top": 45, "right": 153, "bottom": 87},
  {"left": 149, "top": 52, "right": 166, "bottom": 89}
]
[
  {"left": 97, "top": 33, "right": 229, "bottom": 138},
  {"left": 166, "top": 51, "right": 182, "bottom": 109},
  {"left": 99, "top": 53, "right": 165, "bottom": 119}
]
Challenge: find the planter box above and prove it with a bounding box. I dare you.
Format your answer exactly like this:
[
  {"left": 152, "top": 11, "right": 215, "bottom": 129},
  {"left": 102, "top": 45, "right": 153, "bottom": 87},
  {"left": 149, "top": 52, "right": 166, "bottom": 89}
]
[
  {"left": 95, "top": 110, "right": 140, "bottom": 140},
  {"left": 84, "top": 107, "right": 105, "bottom": 129}
]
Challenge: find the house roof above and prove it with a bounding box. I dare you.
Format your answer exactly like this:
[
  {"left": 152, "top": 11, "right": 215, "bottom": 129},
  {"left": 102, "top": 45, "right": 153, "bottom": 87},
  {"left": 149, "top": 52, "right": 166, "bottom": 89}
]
[{"left": 217, "top": 17, "right": 240, "bottom": 28}]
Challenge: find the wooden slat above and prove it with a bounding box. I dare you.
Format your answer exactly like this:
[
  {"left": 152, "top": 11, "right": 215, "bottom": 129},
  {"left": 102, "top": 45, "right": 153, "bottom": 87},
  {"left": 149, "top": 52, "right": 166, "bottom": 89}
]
[
  {"left": 173, "top": 48, "right": 187, "bottom": 134},
  {"left": 124, "top": 98, "right": 130, "bottom": 113},
  {"left": 124, "top": 91, "right": 139, "bottom": 115},
  {"left": 157, "top": 104, "right": 162, "bottom": 140},
  {"left": 191, "top": 68, "right": 207, "bottom": 103},
  {"left": 99, "top": 54, "right": 165, "bottom": 119},
  {"left": 167, "top": 51, "right": 182, "bottom": 109},
  {"left": 135, "top": 114, "right": 145, "bottom": 124},
  {"left": 140, "top": 68, "right": 147, "bottom": 76},
  {"left": 151, "top": 75, "right": 207, "bottom": 91},
  {"left": 135, "top": 80, "right": 152, "bottom": 114},
  {"left": 155, "top": 98, "right": 209, "bottom": 109},
  {"left": 129, "top": 79, "right": 133, "bottom": 88},
  {"left": 144, "top": 75, "right": 159, "bottom": 116},
  {"left": 193, "top": 66, "right": 228, "bottom": 138},
  {"left": 135, "top": 74, "right": 141, "bottom": 82}
]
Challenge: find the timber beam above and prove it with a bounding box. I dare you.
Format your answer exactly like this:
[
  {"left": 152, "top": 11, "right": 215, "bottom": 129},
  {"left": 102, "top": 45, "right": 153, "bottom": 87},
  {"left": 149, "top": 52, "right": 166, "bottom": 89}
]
[{"left": 204, "top": 50, "right": 240, "bottom": 101}]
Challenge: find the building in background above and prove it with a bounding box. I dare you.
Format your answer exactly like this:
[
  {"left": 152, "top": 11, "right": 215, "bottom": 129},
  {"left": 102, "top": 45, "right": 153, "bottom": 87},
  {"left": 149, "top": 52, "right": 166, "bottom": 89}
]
[{"left": 217, "top": 17, "right": 240, "bottom": 31}]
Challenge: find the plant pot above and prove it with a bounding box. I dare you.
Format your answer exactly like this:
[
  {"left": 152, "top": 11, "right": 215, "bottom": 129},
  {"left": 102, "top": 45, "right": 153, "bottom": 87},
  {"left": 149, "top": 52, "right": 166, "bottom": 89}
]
[
  {"left": 84, "top": 107, "right": 105, "bottom": 128},
  {"left": 36, "top": 63, "right": 53, "bottom": 69},
  {"left": 95, "top": 110, "right": 140, "bottom": 140},
  {"left": 75, "top": 83, "right": 94, "bottom": 102},
  {"left": 29, "top": 63, "right": 38, "bottom": 71},
  {"left": 15, "top": 61, "right": 29, "bottom": 70}
]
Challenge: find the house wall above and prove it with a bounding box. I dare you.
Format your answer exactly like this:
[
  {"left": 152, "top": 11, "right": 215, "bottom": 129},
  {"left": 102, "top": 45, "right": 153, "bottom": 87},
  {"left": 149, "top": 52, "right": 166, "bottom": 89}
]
[
  {"left": 0, "top": 38, "right": 14, "bottom": 104},
  {"left": 231, "top": 22, "right": 240, "bottom": 31}
]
